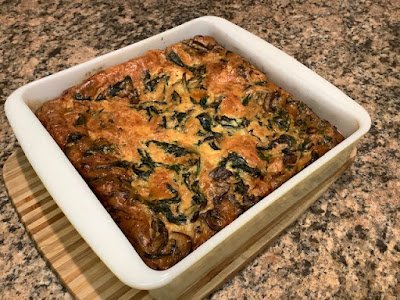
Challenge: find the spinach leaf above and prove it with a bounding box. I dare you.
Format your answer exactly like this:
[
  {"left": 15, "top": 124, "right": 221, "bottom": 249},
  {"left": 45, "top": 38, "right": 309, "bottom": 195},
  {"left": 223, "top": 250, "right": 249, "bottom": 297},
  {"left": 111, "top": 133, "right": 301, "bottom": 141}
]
[
  {"left": 234, "top": 174, "right": 247, "bottom": 194},
  {"left": 74, "top": 113, "right": 86, "bottom": 126},
  {"left": 215, "top": 115, "right": 250, "bottom": 129},
  {"left": 85, "top": 143, "right": 115, "bottom": 156},
  {"left": 171, "top": 90, "right": 182, "bottom": 103},
  {"left": 110, "top": 160, "right": 131, "bottom": 169},
  {"left": 109, "top": 76, "right": 133, "bottom": 97},
  {"left": 132, "top": 149, "right": 157, "bottom": 179},
  {"left": 248, "top": 129, "right": 262, "bottom": 142},
  {"left": 146, "top": 201, "right": 187, "bottom": 225},
  {"left": 273, "top": 110, "right": 290, "bottom": 131},
  {"left": 182, "top": 174, "right": 207, "bottom": 207},
  {"left": 209, "top": 141, "right": 220, "bottom": 150},
  {"left": 67, "top": 133, "right": 85, "bottom": 144},
  {"left": 209, "top": 95, "right": 223, "bottom": 113},
  {"left": 166, "top": 51, "right": 186, "bottom": 68},
  {"left": 172, "top": 111, "right": 187, "bottom": 124},
  {"left": 242, "top": 93, "right": 252, "bottom": 106},
  {"left": 143, "top": 70, "right": 167, "bottom": 93},
  {"left": 256, "top": 146, "right": 271, "bottom": 162},
  {"left": 132, "top": 102, "right": 165, "bottom": 120},
  {"left": 146, "top": 140, "right": 193, "bottom": 157},
  {"left": 219, "top": 152, "right": 261, "bottom": 177},
  {"left": 166, "top": 51, "right": 206, "bottom": 77},
  {"left": 74, "top": 93, "right": 91, "bottom": 101},
  {"left": 95, "top": 93, "right": 106, "bottom": 101},
  {"left": 196, "top": 113, "right": 213, "bottom": 132},
  {"left": 165, "top": 164, "right": 182, "bottom": 174},
  {"left": 298, "top": 138, "right": 313, "bottom": 152},
  {"left": 160, "top": 116, "right": 167, "bottom": 128},
  {"left": 199, "top": 97, "right": 208, "bottom": 109}
]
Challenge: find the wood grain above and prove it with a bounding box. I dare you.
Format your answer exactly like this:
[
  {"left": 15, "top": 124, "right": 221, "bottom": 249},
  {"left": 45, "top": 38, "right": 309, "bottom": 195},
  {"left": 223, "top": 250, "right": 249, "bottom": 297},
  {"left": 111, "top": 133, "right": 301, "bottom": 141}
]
[{"left": 2, "top": 148, "right": 356, "bottom": 300}]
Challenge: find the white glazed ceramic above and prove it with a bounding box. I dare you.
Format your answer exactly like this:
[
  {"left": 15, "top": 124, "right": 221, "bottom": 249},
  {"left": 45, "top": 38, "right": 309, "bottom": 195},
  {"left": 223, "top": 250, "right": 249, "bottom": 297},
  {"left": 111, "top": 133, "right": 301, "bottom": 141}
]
[{"left": 5, "top": 16, "right": 370, "bottom": 291}]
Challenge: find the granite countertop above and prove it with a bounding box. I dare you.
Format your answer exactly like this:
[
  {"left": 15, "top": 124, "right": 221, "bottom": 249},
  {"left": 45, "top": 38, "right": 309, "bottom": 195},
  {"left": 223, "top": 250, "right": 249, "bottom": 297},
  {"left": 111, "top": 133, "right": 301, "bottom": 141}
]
[{"left": 1, "top": 0, "right": 399, "bottom": 299}]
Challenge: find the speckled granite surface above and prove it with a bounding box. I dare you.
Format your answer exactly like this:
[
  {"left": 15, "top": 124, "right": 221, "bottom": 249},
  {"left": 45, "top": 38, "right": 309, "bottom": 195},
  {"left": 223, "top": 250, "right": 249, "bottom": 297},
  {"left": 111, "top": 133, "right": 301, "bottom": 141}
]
[{"left": 1, "top": 0, "right": 399, "bottom": 299}]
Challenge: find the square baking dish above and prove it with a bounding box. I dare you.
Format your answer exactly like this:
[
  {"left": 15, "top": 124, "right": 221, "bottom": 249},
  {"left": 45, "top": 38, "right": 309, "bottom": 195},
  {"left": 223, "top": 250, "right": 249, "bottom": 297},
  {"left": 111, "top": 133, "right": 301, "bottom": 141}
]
[{"left": 5, "top": 16, "right": 370, "bottom": 297}]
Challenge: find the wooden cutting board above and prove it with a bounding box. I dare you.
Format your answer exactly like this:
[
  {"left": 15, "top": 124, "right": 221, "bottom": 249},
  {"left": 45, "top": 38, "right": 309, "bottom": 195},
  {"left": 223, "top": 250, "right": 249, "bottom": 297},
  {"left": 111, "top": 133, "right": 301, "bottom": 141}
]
[{"left": 2, "top": 148, "right": 356, "bottom": 299}]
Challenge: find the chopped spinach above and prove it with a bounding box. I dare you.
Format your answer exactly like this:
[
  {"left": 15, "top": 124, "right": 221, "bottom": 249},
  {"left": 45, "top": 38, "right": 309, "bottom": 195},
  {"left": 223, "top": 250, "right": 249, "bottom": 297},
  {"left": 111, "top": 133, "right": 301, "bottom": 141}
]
[
  {"left": 256, "top": 146, "right": 271, "bottom": 162},
  {"left": 171, "top": 90, "right": 182, "bottom": 103},
  {"left": 160, "top": 116, "right": 167, "bottom": 128},
  {"left": 234, "top": 174, "right": 247, "bottom": 194},
  {"left": 248, "top": 129, "right": 262, "bottom": 142},
  {"left": 139, "top": 100, "right": 168, "bottom": 106},
  {"left": 199, "top": 97, "right": 208, "bottom": 109},
  {"left": 299, "top": 138, "right": 313, "bottom": 152},
  {"left": 66, "top": 133, "right": 85, "bottom": 144},
  {"left": 166, "top": 51, "right": 206, "bottom": 77},
  {"left": 91, "top": 108, "right": 104, "bottom": 118},
  {"left": 108, "top": 76, "right": 134, "bottom": 97},
  {"left": 165, "top": 164, "right": 182, "bottom": 174},
  {"left": 132, "top": 102, "right": 165, "bottom": 120},
  {"left": 172, "top": 111, "right": 188, "bottom": 124},
  {"left": 74, "top": 113, "right": 86, "bottom": 126},
  {"left": 143, "top": 70, "right": 167, "bottom": 93},
  {"left": 146, "top": 140, "right": 194, "bottom": 157},
  {"left": 215, "top": 115, "right": 250, "bottom": 129},
  {"left": 182, "top": 177, "right": 206, "bottom": 207},
  {"left": 158, "top": 190, "right": 181, "bottom": 204},
  {"left": 197, "top": 131, "right": 223, "bottom": 146},
  {"left": 266, "top": 119, "right": 273, "bottom": 130},
  {"left": 181, "top": 73, "right": 188, "bottom": 92},
  {"left": 85, "top": 143, "right": 115, "bottom": 156},
  {"left": 138, "top": 148, "right": 156, "bottom": 169},
  {"left": 209, "top": 95, "right": 223, "bottom": 113},
  {"left": 166, "top": 51, "right": 186, "bottom": 68},
  {"left": 323, "top": 135, "right": 333, "bottom": 146},
  {"left": 145, "top": 106, "right": 163, "bottom": 120},
  {"left": 209, "top": 141, "right": 220, "bottom": 150},
  {"left": 237, "top": 65, "right": 247, "bottom": 78},
  {"left": 196, "top": 130, "right": 206, "bottom": 137},
  {"left": 219, "top": 152, "right": 261, "bottom": 177},
  {"left": 273, "top": 110, "right": 290, "bottom": 131},
  {"left": 191, "top": 185, "right": 207, "bottom": 207},
  {"left": 166, "top": 183, "right": 177, "bottom": 194},
  {"left": 146, "top": 200, "right": 187, "bottom": 225},
  {"left": 196, "top": 113, "right": 213, "bottom": 132},
  {"left": 242, "top": 93, "right": 252, "bottom": 106},
  {"left": 74, "top": 93, "right": 91, "bottom": 101},
  {"left": 132, "top": 149, "right": 157, "bottom": 179},
  {"left": 95, "top": 92, "right": 106, "bottom": 101},
  {"left": 187, "top": 76, "right": 205, "bottom": 90},
  {"left": 189, "top": 96, "right": 198, "bottom": 105},
  {"left": 110, "top": 160, "right": 131, "bottom": 169},
  {"left": 189, "top": 96, "right": 208, "bottom": 109}
]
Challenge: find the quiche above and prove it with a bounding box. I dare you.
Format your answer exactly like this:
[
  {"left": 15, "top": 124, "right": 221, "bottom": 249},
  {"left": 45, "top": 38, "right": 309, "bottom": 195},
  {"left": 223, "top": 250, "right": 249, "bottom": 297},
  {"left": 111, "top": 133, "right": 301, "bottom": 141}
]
[{"left": 36, "top": 36, "right": 344, "bottom": 270}]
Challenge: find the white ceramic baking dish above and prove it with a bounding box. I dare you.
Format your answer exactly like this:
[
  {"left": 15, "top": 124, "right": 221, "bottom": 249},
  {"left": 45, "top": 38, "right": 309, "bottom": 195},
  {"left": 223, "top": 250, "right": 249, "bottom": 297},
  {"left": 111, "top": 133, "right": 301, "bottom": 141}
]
[{"left": 5, "top": 16, "right": 370, "bottom": 297}]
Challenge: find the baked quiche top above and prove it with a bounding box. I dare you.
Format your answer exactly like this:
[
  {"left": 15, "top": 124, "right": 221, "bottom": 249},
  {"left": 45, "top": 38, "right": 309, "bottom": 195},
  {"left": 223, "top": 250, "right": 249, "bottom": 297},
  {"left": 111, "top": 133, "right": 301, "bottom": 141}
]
[{"left": 36, "top": 36, "right": 344, "bottom": 269}]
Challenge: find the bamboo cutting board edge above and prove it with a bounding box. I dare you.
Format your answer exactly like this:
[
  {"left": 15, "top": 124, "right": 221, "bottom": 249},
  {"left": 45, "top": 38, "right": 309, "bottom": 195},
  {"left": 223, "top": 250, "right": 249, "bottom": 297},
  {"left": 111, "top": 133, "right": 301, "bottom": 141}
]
[{"left": 3, "top": 148, "right": 356, "bottom": 300}]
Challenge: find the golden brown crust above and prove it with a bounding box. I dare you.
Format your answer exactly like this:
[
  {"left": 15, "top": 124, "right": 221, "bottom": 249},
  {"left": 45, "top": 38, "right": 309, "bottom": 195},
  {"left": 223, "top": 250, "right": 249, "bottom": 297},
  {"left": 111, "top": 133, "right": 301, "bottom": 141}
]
[{"left": 36, "top": 36, "right": 344, "bottom": 270}]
